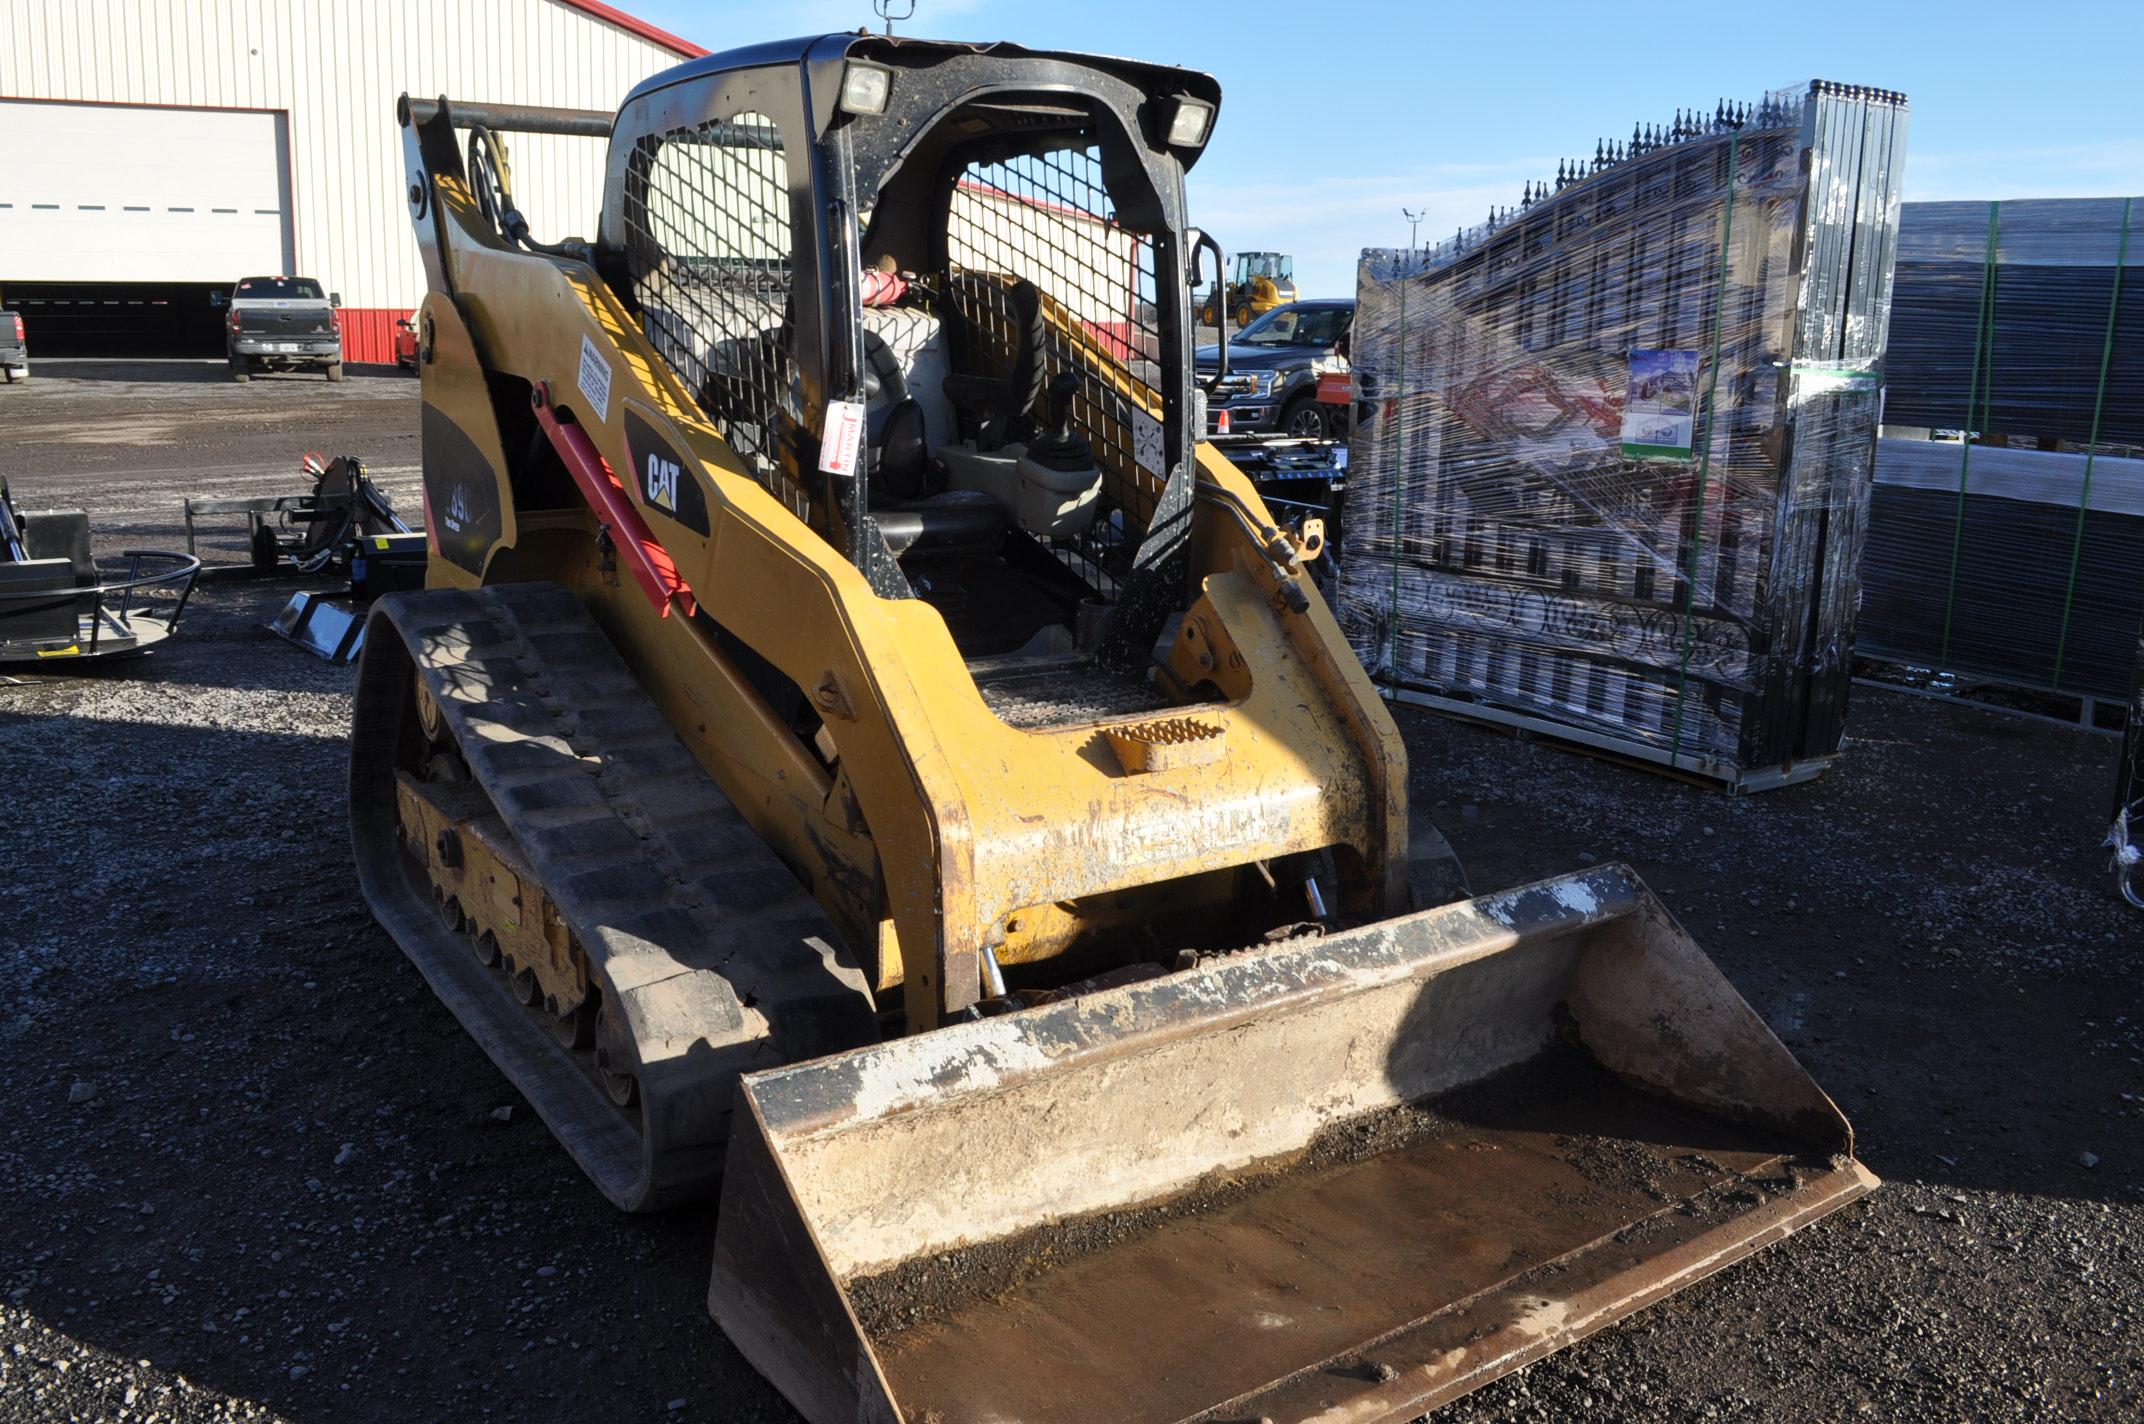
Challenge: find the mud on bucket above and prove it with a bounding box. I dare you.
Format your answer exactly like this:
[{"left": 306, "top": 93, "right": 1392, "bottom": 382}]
[{"left": 708, "top": 863, "right": 1875, "bottom": 1424}]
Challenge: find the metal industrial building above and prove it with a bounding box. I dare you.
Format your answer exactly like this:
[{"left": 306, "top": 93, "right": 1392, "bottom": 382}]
[{"left": 0, "top": 0, "right": 703, "bottom": 363}]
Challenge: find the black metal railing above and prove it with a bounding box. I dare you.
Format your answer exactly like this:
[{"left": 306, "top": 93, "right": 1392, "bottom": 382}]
[{"left": 0, "top": 550, "right": 201, "bottom": 660}]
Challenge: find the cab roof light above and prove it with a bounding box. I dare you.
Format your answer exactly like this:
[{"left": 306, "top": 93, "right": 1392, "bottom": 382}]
[
  {"left": 1164, "top": 96, "right": 1214, "bottom": 149},
  {"left": 839, "top": 62, "right": 893, "bottom": 117}
]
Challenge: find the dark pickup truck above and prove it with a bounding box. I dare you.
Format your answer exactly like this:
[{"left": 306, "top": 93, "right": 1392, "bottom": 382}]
[
  {"left": 0, "top": 309, "right": 27, "bottom": 383},
  {"left": 227, "top": 276, "right": 344, "bottom": 382},
  {"left": 1195, "top": 299, "right": 1352, "bottom": 439}
]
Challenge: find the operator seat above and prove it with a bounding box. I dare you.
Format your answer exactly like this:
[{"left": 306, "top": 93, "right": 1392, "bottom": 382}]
[
  {"left": 941, "top": 279, "right": 1046, "bottom": 449},
  {"left": 861, "top": 274, "right": 1064, "bottom": 563},
  {"left": 860, "top": 322, "right": 1003, "bottom": 561}
]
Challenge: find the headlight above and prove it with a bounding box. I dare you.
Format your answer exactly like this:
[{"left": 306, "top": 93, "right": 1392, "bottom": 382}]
[
  {"left": 839, "top": 62, "right": 893, "bottom": 116},
  {"left": 1164, "top": 97, "right": 1214, "bottom": 148},
  {"left": 1259, "top": 371, "right": 1284, "bottom": 394}
]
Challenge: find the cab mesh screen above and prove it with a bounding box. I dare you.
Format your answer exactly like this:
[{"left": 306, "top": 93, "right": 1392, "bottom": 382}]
[
  {"left": 625, "top": 114, "right": 812, "bottom": 521},
  {"left": 947, "top": 144, "right": 1165, "bottom": 592}
]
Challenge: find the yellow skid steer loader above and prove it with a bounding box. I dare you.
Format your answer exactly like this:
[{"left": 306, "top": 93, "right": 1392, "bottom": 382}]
[{"left": 356, "top": 34, "right": 1873, "bottom": 1424}]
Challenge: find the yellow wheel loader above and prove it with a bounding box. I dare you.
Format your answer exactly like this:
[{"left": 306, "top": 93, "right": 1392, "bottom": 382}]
[
  {"left": 357, "top": 34, "right": 1874, "bottom": 1424},
  {"left": 1198, "top": 249, "right": 1297, "bottom": 327}
]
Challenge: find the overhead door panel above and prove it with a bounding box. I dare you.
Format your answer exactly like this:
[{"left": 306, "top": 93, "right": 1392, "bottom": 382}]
[{"left": 0, "top": 100, "right": 293, "bottom": 284}]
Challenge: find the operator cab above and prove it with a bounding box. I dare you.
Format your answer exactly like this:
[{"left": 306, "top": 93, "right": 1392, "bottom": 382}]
[
  {"left": 1233, "top": 251, "right": 1294, "bottom": 288},
  {"left": 603, "top": 37, "right": 1222, "bottom": 687}
]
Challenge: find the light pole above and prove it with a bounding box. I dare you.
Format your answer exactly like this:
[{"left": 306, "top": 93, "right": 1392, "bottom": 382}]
[{"left": 1402, "top": 207, "right": 1424, "bottom": 253}]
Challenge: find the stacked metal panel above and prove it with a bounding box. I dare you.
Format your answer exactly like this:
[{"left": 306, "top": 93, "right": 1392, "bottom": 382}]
[
  {"left": 1858, "top": 440, "right": 2144, "bottom": 699},
  {"left": 1856, "top": 197, "right": 2142, "bottom": 701},
  {"left": 1336, "top": 83, "right": 1909, "bottom": 789},
  {"left": 1884, "top": 199, "right": 2143, "bottom": 445}
]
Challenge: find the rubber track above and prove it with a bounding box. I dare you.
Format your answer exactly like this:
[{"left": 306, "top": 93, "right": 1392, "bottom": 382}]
[{"left": 350, "top": 583, "right": 878, "bottom": 1211}]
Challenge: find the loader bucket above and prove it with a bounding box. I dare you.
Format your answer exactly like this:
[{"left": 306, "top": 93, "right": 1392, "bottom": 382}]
[{"left": 710, "top": 864, "right": 1875, "bottom": 1424}]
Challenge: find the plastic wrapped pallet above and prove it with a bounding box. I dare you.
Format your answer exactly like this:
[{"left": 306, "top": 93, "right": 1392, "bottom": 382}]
[
  {"left": 1858, "top": 196, "right": 2140, "bottom": 707},
  {"left": 1858, "top": 439, "right": 2144, "bottom": 699},
  {"left": 1337, "top": 82, "right": 1908, "bottom": 789},
  {"left": 1884, "top": 198, "right": 2142, "bottom": 445}
]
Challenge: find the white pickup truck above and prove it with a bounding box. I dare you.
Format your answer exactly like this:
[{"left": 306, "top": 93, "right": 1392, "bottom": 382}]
[{"left": 226, "top": 275, "right": 344, "bottom": 382}]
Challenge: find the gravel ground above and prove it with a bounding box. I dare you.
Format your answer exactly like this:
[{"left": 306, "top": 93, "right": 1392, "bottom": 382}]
[{"left": 2, "top": 360, "right": 2139, "bottom": 1422}]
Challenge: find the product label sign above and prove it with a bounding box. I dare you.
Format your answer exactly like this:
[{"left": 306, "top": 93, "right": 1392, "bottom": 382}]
[
  {"left": 819, "top": 399, "right": 867, "bottom": 478},
  {"left": 577, "top": 333, "right": 613, "bottom": 422},
  {"left": 1131, "top": 407, "right": 1166, "bottom": 476},
  {"left": 1621, "top": 349, "right": 1701, "bottom": 461}
]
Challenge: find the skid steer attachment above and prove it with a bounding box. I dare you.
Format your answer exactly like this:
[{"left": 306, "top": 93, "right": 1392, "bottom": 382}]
[{"left": 712, "top": 866, "right": 1873, "bottom": 1424}]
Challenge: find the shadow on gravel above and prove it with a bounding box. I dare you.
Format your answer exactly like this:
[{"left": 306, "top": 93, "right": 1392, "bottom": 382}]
[
  {"left": 2, "top": 583, "right": 2137, "bottom": 1422},
  {"left": 0, "top": 655, "right": 356, "bottom": 703},
  {"left": 28, "top": 358, "right": 236, "bottom": 384},
  {"left": 1412, "top": 695, "right": 2141, "bottom": 1214},
  {"left": 1, "top": 702, "right": 797, "bottom": 1423},
  {"left": 23, "top": 358, "right": 406, "bottom": 387}
]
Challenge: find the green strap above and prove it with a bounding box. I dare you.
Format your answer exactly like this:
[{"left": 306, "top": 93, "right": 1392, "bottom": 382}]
[
  {"left": 1937, "top": 201, "right": 2001, "bottom": 669},
  {"left": 1384, "top": 263, "right": 1407, "bottom": 690},
  {"left": 2049, "top": 195, "right": 2134, "bottom": 690},
  {"left": 1666, "top": 129, "right": 1741, "bottom": 768}
]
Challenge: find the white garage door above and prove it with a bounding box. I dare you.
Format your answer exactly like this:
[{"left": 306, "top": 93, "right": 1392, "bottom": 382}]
[{"left": 0, "top": 100, "right": 293, "bottom": 283}]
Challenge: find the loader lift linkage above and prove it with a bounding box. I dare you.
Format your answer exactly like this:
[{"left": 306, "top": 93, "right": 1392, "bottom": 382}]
[{"left": 353, "top": 32, "right": 1874, "bottom": 1424}]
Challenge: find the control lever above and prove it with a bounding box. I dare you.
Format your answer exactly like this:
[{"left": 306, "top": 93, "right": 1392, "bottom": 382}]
[
  {"left": 1024, "top": 370, "right": 1096, "bottom": 474},
  {"left": 1044, "top": 371, "right": 1077, "bottom": 442}
]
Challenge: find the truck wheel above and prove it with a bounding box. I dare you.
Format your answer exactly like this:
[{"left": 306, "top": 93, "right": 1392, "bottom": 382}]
[
  {"left": 1233, "top": 303, "right": 1253, "bottom": 328},
  {"left": 230, "top": 357, "right": 251, "bottom": 383},
  {"left": 1280, "top": 393, "right": 1325, "bottom": 439},
  {"left": 326, "top": 362, "right": 345, "bottom": 384}
]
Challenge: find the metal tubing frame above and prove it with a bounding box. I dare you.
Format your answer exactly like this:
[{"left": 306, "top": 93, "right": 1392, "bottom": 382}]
[
  {"left": 0, "top": 549, "right": 201, "bottom": 657},
  {"left": 398, "top": 96, "right": 613, "bottom": 138}
]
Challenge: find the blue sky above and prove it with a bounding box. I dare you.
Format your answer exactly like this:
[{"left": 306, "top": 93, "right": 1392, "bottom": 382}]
[{"left": 624, "top": 0, "right": 2143, "bottom": 296}]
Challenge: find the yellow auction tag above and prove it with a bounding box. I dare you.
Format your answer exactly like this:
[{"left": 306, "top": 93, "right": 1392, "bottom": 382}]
[{"left": 36, "top": 645, "right": 81, "bottom": 658}]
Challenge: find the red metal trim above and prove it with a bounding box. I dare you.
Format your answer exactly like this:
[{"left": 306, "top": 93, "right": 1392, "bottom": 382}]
[
  {"left": 531, "top": 382, "right": 697, "bottom": 618},
  {"left": 955, "top": 177, "right": 1114, "bottom": 227},
  {"left": 955, "top": 179, "right": 1140, "bottom": 334},
  {"left": 552, "top": 0, "right": 707, "bottom": 57},
  {"left": 336, "top": 307, "right": 405, "bottom": 365}
]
